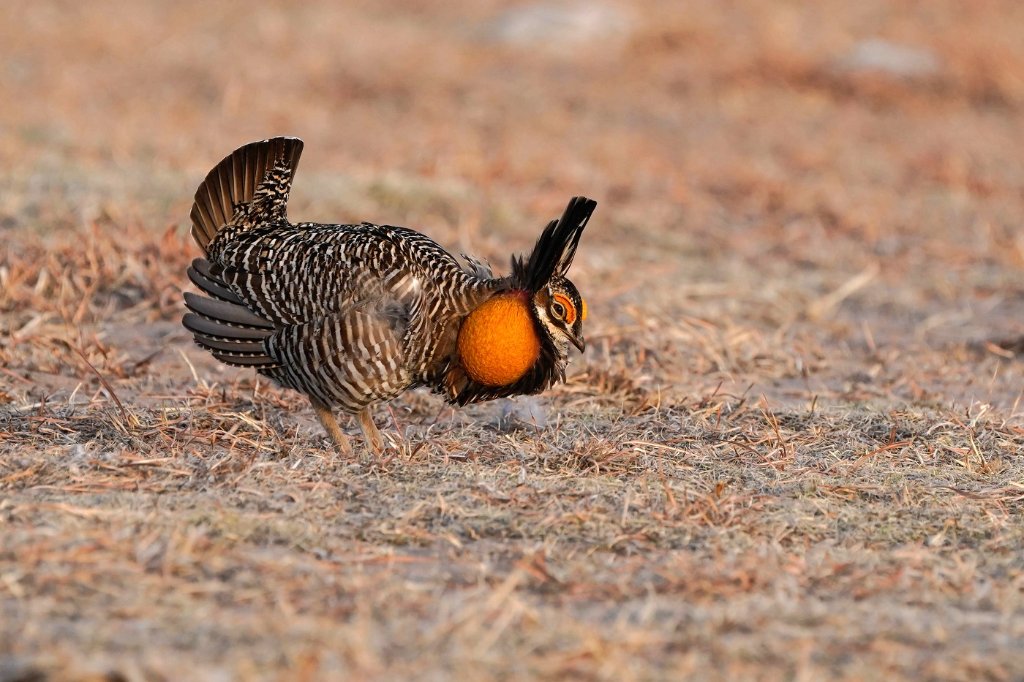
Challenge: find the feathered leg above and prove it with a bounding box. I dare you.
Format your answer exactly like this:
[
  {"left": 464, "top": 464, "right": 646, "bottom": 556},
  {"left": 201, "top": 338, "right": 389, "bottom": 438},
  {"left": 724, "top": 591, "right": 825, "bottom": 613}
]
[
  {"left": 310, "top": 397, "right": 352, "bottom": 455},
  {"left": 357, "top": 409, "right": 384, "bottom": 454}
]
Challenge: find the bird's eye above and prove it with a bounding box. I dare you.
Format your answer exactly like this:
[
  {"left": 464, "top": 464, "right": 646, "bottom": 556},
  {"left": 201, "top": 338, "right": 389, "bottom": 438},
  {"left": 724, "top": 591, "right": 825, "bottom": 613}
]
[{"left": 549, "top": 292, "right": 578, "bottom": 324}]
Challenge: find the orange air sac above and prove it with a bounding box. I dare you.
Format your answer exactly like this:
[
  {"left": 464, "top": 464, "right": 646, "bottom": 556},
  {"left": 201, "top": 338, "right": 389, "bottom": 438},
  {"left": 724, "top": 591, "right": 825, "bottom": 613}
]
[{"left": 457, "top": 294, "right": 540, "bottom": 386}]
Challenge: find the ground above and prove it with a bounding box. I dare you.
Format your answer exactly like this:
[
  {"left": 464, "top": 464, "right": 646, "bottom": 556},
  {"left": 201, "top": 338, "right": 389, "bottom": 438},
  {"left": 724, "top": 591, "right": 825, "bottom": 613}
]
[{"left": 2, "top": 1, "right": 1024, "bottom": 680}]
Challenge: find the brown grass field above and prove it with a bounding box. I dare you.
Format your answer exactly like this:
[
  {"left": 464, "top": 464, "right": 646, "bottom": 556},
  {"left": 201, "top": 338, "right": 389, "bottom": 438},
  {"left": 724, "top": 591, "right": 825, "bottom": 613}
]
[{"left": 3, "top": 1, "right": 1024, "bottom": 680}]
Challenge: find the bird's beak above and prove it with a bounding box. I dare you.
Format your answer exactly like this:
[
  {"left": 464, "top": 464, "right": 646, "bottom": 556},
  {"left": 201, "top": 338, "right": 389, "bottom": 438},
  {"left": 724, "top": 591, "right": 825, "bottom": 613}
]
[{"left": 570, "top": 334, "right": 586, "bottom": 353}]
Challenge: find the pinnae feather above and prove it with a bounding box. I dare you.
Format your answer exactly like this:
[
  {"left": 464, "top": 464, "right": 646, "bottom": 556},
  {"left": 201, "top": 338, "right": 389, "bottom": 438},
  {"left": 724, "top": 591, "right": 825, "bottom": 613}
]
[{"left": 512, "top": 196, "right": 597, "bottom": 292}]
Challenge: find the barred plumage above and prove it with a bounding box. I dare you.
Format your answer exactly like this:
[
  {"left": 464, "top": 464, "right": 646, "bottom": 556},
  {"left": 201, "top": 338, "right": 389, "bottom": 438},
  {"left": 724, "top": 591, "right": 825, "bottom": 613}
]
[{"left": 183, "top": 137, "right": 596, "bottom": 453}]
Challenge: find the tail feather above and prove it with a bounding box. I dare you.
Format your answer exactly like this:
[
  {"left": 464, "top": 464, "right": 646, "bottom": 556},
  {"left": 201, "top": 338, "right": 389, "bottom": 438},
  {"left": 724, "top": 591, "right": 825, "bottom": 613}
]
[
  {"left": 182, "top": 278, "right": 279, "bottom": 368},
  {"left": 191, "top": 332, "right": 268, "bottom": 354},
  {"left": 185, "top": 137, "right": 302, "bottom": 370},
  {"left": 187, "top": 258, "right": 243, "bottom": 304},
  {"left": 182, "top": 313, "right": 272, "bottom": 341},
  {"left": 183, "top": 292, "right": 275, "bottom": 329},
  {"left": 189, "top": 137, "right": 304, "bottom": 252},
  {"left": 211, "top": 352, "right": 279, "bottom": 367},
  {"left": 182, "top": 304, "right": 278, "bottom": 368}
]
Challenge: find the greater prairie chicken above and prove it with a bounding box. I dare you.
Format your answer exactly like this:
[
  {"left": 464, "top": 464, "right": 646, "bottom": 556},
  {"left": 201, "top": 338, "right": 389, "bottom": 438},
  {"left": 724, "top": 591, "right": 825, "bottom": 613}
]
[{"left": 182, "top": 137, "right": 595, "bottom": 453}]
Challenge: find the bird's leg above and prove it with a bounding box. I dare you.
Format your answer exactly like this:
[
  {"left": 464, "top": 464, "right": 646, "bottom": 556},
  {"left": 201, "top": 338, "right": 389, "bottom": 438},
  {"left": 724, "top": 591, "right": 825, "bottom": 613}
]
[
  {"left": 357, "top": 408, "right": 384, "bottom": 454},
  {"left": 310, "top": 397, "right": 352, "bottom": 455}
]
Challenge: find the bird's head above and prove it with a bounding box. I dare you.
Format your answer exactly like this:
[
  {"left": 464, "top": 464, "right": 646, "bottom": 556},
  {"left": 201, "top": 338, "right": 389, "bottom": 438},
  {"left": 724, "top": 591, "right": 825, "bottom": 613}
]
[
  {"left": 514, "top": 195, "right": 595, "bottom": 358},
  {"left": 532, "top": 277, "right": 587, "bottom": 354}
]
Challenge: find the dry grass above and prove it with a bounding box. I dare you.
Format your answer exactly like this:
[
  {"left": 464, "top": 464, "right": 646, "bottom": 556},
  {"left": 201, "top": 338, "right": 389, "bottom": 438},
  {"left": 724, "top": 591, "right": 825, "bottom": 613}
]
[{"left": 3, "top": 1, "right": 1024, "bottom": 680}]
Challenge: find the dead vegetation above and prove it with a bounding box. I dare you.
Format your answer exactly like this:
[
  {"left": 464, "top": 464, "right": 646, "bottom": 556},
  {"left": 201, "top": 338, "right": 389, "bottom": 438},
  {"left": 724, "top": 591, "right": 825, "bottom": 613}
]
[{"left": 3, "top": 0, "right": 1024, "bottom": 680}]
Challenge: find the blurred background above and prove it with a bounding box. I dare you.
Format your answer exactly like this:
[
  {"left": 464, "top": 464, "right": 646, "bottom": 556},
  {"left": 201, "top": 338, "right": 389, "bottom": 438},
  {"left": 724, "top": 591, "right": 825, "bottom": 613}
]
[{"left": 4, "top": 0, "right": 1024, "bottom": 407}]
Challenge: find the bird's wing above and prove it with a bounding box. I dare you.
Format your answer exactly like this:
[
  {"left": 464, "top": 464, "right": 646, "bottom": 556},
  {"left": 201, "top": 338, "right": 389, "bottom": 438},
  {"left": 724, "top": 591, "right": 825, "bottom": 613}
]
[
  {"left": 264, "top": 301, "right": 412, "bottom": 410},
  {"left": 209, "top": 222, "right": 472, "bottom": 328}
]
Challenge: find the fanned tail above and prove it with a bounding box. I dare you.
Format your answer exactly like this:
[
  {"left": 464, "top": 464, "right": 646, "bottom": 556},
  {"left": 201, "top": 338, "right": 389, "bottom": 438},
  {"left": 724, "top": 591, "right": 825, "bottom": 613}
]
[{"left": 189, "top": 136, "right": 304, "bottom": 253}]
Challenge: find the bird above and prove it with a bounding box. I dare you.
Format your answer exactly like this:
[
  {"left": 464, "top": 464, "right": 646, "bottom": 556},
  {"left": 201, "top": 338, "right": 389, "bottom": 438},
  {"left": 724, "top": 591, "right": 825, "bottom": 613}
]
[{"left": 182, "top": 137, "right": 595, "bottom": 454}]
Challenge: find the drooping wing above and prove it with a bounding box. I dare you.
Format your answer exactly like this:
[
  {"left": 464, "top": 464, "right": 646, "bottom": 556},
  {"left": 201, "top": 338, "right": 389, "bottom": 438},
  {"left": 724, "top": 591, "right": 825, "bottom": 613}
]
[{"left": 263, "top": 301, "right": 412, "bottom": 411}]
